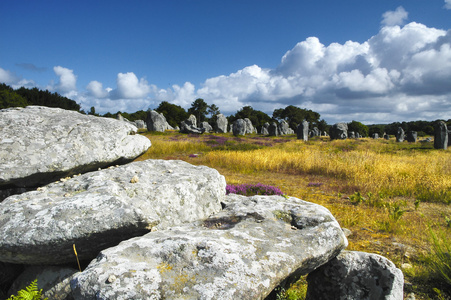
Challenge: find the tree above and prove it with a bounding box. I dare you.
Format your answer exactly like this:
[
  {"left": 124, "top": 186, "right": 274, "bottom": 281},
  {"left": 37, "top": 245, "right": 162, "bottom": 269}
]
[
  {"left": 188, "top": 98, "right": 208, "bottom": 123},
  {"left": 156, "top": 101, "right": 189, "bottom": 128},
  {"left": 207, "top": 104, "right": 220, "bottom": 118},
  {"left": 348, "top": 120, "right": 369, "bottom": 137},
  {"left": 272, "top": 105, "right": 321, "bottom": 130},
  {"left": 0, "top": 87, "right": 28, "bottom": 109},
  {"left": 228, "top": 106, "right": 272, "bottom": 130}
]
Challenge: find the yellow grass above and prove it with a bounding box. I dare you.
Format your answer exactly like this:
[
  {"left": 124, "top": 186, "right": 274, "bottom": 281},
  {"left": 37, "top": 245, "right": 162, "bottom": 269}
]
[{"left": 137, "top": 132, "right": 451, "bottom": 298}]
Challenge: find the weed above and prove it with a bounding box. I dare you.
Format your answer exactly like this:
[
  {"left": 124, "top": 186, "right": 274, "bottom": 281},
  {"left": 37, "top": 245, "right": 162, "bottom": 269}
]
[
  {"left": 350, "top": 191, "right": 366, "bottom": 205},
  {"left": 427, "top": 228, "right": 451, "bottom": 290},
  {"left": 388, "top": 202, "right": 405, "bottom": 222}
]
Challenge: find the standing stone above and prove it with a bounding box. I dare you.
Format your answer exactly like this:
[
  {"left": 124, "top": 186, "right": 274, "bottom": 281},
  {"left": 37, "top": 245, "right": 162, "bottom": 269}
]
[
  {"left": 448, "top": 127, "right": 451, "bottom": 146},
  {"left": 434, "top": 121, "right": 448, "bottom": 149},
  {"left": 355, "top": 132, "right": 360, "bottom": 138},
  {"left": 179, "top": 115, "right": 205, "bottom": 134},
  {"left": 244, "top": 118, "right": 254, "bottom": 134},
  {"left": 329, "top": 123, "right": 348, "bottom": 140},
  {"left": 296, "top": 121, "right": 309, "bottom": 141},
  {"left": 214, "top": 114, "right": 228, "bottom": 133},
  {"left": 348, "top": 131, "right": 355, "bottom": 139},
  {"left": 306, "top": 250, "right": 404, "bottom": 300},
  {"left": 406, "top": 131, "right": 417, "bottom": 143},
  {"left": 384, "top": 133, "right": 390, "bottom": 140},
  {"left": 233, "top": 119, "right": 247, "bottom": 136},
  {"left": 278, "top": 120, "right": 290, "bottom": 135},
  {"left": 146, "top": 110, "right": 168, "bottom": 132},
  {"left": 268, "top": 122, "right": 279, "bottom": 136},
  {"left": 134, "top": 120, "right": 146, "bottom": 129},
  {"left": 396, "top": 127, "right": 405, "bottom": 142},
  {"left": 372, "top": 133, "right": 379, "bottom": 139},
  {"left": 200, "top": 121, "right": 213, "bottom": 133},
  {"left": 260, "top": 122, "right": 269, "bottom": 135}
]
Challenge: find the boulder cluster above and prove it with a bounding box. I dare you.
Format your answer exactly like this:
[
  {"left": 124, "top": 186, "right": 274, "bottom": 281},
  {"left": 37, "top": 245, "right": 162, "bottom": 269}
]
[{"left": 1, "top": 106, "right": 404, "bottom": 299}]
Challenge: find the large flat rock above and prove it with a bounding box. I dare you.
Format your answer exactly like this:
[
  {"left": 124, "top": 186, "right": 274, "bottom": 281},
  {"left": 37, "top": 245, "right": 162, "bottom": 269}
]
[
  {"left": 0, "top": 106, "right": 151, "bottom": 189},
  {"left": 71, "top": 194, "right": 347, "bottom": 300},
  {"left": 0, "top": 160, "right": 225, "bottom": 264}
]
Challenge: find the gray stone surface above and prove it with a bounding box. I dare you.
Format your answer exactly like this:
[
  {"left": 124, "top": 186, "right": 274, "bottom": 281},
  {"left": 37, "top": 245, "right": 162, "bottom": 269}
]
[
  {"left": 200, "top": 121, "right": 213, "bottom": 133},
  {"left": 233, "top": 119, "right": 247, "bottom": 136},
  {"left": 278, "top": 120, "right": 290, "bottom": 135},
  {"left": 0, "top": 106, "right": 151, "bottom": 189},
  {"left": 406, "top": 131, "right": 417, "bottom": 143},
  {"left": 296, "top": 121, "right": 309, "bottom": 141},
  {"left": 180, "top": 115, "right": 205, "bottom": 134},
  {"left": 71, "top": 194, "right": 347, "bottom": 300},
  {"left": 329, "top": 123, "right": 348, "bottom": 140},
  {"left": 434, "top": 121, "right": 448, "bottom": 149},
  {"left": 214, "top": 114, "right": 228, "bottom": 133},
  {"left": 261, "top": 122, "right": 270, "bottom": 135},
  {"left": 306, "top": 250, "right": 404, "bottom": 300},
  {"left": 0, "top": 160, "right": 225, "bottom": 264},
  {"left": 146, "top": 110, "right": 170, "bottom": 132},
  {"left": 268, "top": 122, "right": 279, "bottom": 136},
  {"left": 372, "top": 133, "right": 379, "bottom": 139},
  {"left": 134, "top": 120, "right": 146, "bottom": 129},
  {"left": 244, "top": 118, "right": 255, "bottom": 134},
  {"left": 396, "top": 127, "right": 405, "bottom": 142},
  {"left": 8, "top": 266, "right": 78, "bottom": 300}
]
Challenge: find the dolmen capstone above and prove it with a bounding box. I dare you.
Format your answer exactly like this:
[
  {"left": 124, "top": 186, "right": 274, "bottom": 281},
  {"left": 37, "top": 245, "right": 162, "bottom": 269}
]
[
  {"left": 306, "top": 250, "right": 404, "bottom": 300},
  {"left": 296, "top": 121, "right": 309, "bottom": 141},
  {"left": 0, "top": 159, "right": 225, "bottom": 265},
  {"left": 71, "top": 194, "right": 348, "bottom": 299},
  {"left": 0, "top": 106, "right": 151, "bottom": 199},
  {"left": 434, "top": 121, "right": 448, "bottom": 150},
  {"left": 329, "top": 123, "right": 348, "bottom": 140}
]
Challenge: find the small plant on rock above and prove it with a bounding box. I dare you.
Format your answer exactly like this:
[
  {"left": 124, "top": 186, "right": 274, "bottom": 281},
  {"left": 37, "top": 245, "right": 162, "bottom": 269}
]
[
  {"left": 7, "top": 279, "right": 47, "bottom": 300},
  {"left": 226, "top": 183, "right": 284, "bottom": 197}
]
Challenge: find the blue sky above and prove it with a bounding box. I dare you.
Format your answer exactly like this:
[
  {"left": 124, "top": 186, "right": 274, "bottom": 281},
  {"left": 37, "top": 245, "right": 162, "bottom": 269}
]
[{"left": 1, "top": 0, "right": 451, "bottom": 124}]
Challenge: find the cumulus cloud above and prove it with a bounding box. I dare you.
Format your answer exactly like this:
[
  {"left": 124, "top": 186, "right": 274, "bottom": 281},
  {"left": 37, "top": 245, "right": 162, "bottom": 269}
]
[
  {"left": 53, "top": 66, "right": 77, "bottom": 93},
  {"left": 445, "top": 0, "right": 451, "bottom": 9},
  {"left": 86, "top": 80, "right": 109, "bottom": 98},
  {"left": 0, "top": 67, "right": 36, "bottom": 89},
  {"left": 381, "top": 6, "right": 408, "bottom": 26},
  {"left": 111, "top": 72, "right": 151, "bottom": 99}
]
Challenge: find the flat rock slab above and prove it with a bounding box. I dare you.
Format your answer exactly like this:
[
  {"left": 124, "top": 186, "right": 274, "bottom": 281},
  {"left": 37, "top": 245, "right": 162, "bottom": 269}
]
[
  {"left": 0, "top": 160, "right": 225, "bottom": 264},
  {"left": 0, "top": 106, "right": 151, "bottom": 189},
  {"left": 71, "top": 194, "right": 348, "bottom": 300}
]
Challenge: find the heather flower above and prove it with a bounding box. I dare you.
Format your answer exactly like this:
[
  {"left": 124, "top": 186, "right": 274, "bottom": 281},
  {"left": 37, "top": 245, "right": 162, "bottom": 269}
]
[
  {"left": 307, "top": 182, "right": 323, "bottom": 187},
  {"left": 226, "top": 183, "right": 284, "bottom": 196}
]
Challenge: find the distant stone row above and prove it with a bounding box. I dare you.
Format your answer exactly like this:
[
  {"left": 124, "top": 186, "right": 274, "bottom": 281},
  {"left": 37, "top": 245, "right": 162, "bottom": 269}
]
[{"left": 142, "top": 111, "right": 450, "bottom": 149}]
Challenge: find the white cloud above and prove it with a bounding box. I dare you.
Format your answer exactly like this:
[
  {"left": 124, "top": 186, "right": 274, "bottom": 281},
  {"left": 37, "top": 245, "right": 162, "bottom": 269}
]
[
  {"left": 53, "top": 66, "right": 77, "bottom": 93},
  {"left": 445, "top": 0, "right": 451, "bottom": 9},
  {"left": 381, "top": 6, "right": 408, "bottom": 26},
  {"left": 86, "top": 80, "right": 108, "bottom": 98},
  {"left": 113, "top": 72, "right": 151, "bottom": 99}
]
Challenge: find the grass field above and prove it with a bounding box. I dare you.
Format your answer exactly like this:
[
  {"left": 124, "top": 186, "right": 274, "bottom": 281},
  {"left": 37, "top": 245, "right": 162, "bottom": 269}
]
[{"left": 136, "top": 131, "right": 451, "bottom": 299}]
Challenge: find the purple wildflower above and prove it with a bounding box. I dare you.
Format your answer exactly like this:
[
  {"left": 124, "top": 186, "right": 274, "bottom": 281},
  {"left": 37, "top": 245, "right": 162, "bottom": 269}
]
[{"left": 226, "top": 183, "right": 284, "bottom": 196}]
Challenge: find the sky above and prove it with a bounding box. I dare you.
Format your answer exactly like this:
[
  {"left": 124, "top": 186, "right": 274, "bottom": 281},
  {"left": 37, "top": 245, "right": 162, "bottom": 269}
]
[{"left": 1, "top": 0, "right": 451, "bottom": 124}]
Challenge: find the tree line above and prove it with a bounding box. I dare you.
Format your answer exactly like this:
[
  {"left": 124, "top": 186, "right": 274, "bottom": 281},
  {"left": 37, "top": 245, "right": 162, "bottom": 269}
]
[{"left": 1, "top": 84, "right": 449, "bottom": 136}]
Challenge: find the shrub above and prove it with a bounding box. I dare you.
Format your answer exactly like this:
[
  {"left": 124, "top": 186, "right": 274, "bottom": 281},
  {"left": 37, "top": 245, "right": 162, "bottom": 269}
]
[{"left": 226, "top": 183, "right": 283, "bottom": 196}]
